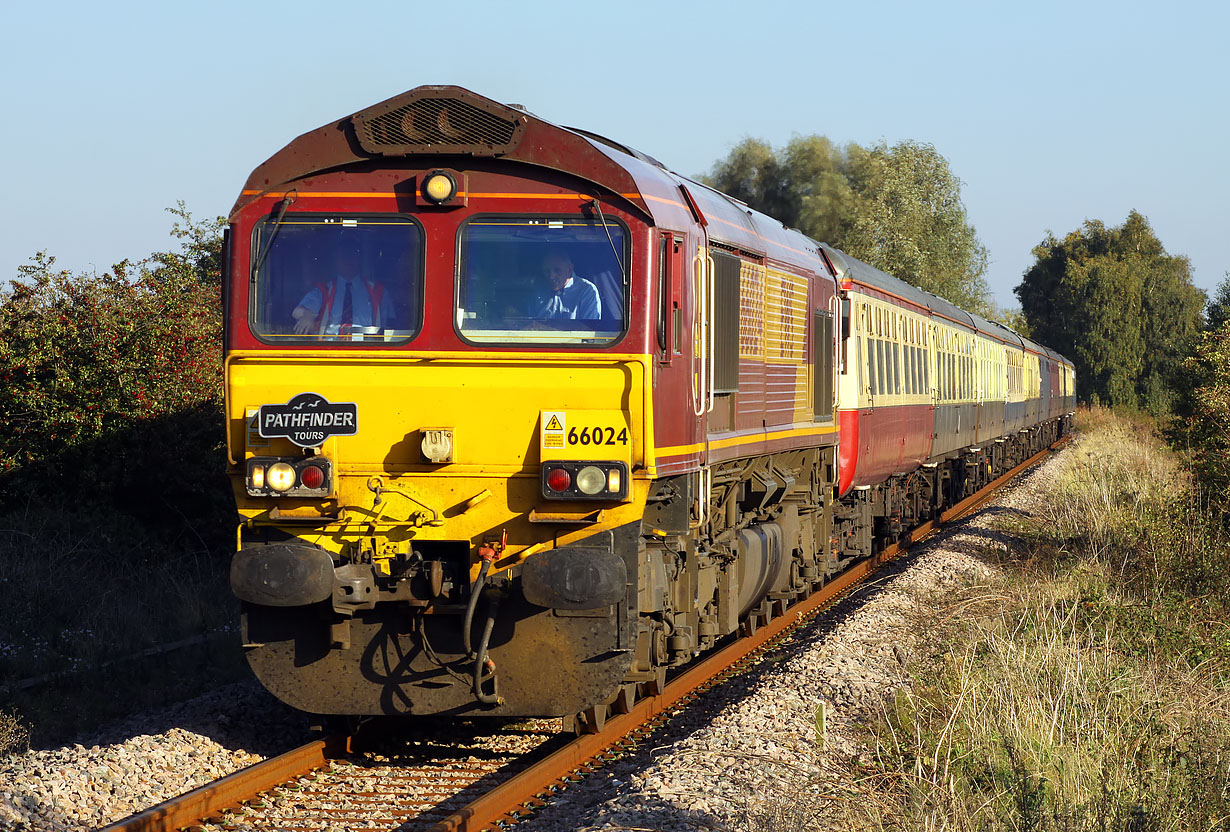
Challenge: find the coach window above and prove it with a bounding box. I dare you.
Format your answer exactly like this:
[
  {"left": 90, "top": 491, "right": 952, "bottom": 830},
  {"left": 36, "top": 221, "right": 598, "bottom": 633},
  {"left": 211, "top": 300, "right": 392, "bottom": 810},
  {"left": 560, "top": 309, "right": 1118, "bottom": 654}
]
[
  {"left": 249, "top": 214, "right": 423, "bottom": 344},
  {"left": 456, "top": 215, "right": 627, "bottom": 345},
  {"left": 872, "top": 339, "right": 881, "bottom": 396},
  {"left": 878, "top": 339, "right": 888, "bottom": 395}
]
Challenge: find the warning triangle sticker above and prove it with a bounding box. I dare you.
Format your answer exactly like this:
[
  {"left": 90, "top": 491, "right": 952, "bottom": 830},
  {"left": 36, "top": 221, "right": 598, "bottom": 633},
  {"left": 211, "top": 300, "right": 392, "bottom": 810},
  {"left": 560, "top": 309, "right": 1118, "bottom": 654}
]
[{"left": 545, "top": 415, "right": 563, "bottom": 431}]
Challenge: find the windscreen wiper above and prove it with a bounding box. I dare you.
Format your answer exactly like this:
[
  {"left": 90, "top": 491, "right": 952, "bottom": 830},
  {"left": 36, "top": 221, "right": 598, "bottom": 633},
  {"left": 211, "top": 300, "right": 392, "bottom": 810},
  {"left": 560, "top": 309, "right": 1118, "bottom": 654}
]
[
  {"left": 249, "top": 190, "right": 297, "bottom": 283},
  {"left": 588, "top": 198, "right": 625, "bottom": 283}
]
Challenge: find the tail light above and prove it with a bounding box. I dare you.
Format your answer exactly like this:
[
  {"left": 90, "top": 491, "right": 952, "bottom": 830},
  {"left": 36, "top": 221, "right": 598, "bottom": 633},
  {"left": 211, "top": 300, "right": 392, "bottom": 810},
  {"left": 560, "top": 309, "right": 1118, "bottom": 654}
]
[
  {"left": 300, "top": 464, "right": 326, "bottom": 490},
  {"left": 546, "top": 467, "right": 572, "bottom": 492},
  {"left": 540, "top": 461, "right": 628, "bottom": 501}
]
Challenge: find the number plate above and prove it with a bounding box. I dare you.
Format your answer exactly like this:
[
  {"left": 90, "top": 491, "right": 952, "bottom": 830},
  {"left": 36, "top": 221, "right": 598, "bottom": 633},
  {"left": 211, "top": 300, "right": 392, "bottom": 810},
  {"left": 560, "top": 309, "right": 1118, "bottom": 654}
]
[{"left": 540, "top": 410, "right": 632, "bottom": 463}]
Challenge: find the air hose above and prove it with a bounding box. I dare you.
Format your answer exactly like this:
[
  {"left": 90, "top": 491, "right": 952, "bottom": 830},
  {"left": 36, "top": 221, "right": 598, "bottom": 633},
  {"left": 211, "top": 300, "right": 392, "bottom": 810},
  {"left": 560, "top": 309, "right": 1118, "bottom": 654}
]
[
  {"left": 473, "top": 594, "right": 502, "bottom": 705},
  {"left": 462, "top": 557, "right": 492, "bottom": 658}
]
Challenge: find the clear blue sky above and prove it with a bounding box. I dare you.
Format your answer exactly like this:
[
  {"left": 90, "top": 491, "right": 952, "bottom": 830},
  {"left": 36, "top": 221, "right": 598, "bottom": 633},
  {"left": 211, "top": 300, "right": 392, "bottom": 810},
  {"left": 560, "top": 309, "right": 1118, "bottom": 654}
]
[{"left": 2, "top": 0, "right": 1226, "bottom": 310}]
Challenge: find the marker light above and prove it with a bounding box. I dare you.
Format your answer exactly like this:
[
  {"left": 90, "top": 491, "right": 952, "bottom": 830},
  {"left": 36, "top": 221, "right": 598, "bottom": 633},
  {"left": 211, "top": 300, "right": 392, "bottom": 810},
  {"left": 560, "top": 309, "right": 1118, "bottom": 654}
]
[
  {"left": 422, "top": 171, "right": 456, "bottom": 203},
  {"left": 299, "top": 464, "right": 325, "bottom": 490},
  {"left": 250, "top": 465, "right": 266, "bottom": 490},
  {"left": 546, "top": 467, "right": 571, "bottom": 492},
  {"left": 267, "top": 462, "right": 296, "bottom": 492},
  {"left": 575, "top": 465, "right": 606, "bottom": 495},
  {"left": 607, "top": 467, "right": 621, "bottom": 493}
]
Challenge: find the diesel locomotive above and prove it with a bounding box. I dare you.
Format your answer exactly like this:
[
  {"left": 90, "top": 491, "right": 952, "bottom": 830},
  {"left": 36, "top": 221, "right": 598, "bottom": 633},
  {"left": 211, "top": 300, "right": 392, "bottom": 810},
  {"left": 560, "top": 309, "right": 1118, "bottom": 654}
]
[{"left": 224, "top": 86, "right": 1075, "bottom": 728}]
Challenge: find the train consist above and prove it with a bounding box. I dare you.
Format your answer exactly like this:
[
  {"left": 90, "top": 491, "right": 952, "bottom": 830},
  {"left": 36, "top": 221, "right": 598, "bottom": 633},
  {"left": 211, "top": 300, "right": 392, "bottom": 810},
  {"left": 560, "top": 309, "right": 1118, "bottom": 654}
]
[{"left": 224, "top": 86, "right": 1075, "bottom": 727}]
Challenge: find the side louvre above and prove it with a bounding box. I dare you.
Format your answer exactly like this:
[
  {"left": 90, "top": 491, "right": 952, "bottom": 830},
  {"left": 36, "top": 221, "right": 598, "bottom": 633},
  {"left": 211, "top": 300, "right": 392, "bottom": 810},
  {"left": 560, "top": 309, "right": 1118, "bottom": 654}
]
[
  {"left": 712, "top": 251, "right": 742, "bottom": 394},
  {"left": 814, "top": 309, "right": 834, "bottom": 421}
]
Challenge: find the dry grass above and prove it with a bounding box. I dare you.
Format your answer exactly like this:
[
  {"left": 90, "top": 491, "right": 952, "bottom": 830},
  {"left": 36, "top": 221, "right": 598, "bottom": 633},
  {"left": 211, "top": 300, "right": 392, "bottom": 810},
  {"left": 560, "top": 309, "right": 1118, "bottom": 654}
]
[
  {"left": 0, "top": 708, "right": 29, "bottom": 755},
  {"left": 826, "top": 407, "right": 1230, "bottom": 831}
]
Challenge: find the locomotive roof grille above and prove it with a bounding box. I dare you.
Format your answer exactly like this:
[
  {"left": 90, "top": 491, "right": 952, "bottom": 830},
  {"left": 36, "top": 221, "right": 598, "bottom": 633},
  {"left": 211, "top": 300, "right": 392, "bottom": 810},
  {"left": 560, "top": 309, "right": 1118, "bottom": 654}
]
[{"left": 352, "top": 93, "right": 525, "bottom": 156}]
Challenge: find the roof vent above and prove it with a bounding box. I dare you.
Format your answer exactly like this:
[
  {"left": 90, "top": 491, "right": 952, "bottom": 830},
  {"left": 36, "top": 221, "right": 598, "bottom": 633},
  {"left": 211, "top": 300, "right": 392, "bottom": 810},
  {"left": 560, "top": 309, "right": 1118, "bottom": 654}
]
[{"left": 351, "top": 89, "right": 526, "bottom": 157}]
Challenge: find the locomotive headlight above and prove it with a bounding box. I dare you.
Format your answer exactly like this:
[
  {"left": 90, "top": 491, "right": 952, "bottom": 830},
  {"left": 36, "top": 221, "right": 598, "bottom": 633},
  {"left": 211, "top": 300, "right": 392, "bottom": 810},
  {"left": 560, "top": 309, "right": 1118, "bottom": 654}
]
[
  {"left": 250, "top": 464, "right": 266, "bottom": 490},
  {"left": 575, "top": 465, "right": 606, "bottom": 495},
  {"left": 607, "top": 467, "right": 621, "bottom": 493},
  {"left": 422, "top": 170, "right": 456, "bottom": 203},
  {"left": 267, "top": 462, "right": 296, "bottom": 493}
]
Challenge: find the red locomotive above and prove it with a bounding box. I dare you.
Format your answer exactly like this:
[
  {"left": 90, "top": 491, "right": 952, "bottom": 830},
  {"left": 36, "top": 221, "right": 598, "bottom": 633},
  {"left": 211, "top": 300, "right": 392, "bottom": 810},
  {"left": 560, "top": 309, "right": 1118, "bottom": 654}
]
[{"left": 223, "top": 86, "right": 1074, "bottom": 726}]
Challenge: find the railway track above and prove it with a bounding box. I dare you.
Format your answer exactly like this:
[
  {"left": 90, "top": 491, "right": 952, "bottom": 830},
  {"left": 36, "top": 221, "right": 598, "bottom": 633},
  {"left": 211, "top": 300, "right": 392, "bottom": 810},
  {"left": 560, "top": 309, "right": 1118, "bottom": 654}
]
[{"left": 103, "top": 438, "right": 1065, "bottom": 832}]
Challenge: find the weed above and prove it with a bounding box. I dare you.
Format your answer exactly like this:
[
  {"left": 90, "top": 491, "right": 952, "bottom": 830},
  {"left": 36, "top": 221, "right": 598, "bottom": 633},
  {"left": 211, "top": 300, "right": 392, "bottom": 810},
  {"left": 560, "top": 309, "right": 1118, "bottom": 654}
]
[{"left": 0, "top": 708, "right": 29, "bottom": 755}]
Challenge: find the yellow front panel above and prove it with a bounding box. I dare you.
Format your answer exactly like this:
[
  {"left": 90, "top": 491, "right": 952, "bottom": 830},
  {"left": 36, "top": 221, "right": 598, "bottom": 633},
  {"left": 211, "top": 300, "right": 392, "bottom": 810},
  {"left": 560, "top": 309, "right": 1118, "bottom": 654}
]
[
  {"left": 229, "top": 351, "right": 648, "bottom": 471},
  {"left": 227, "top": 350, "right": 653, "bottom": 572}
]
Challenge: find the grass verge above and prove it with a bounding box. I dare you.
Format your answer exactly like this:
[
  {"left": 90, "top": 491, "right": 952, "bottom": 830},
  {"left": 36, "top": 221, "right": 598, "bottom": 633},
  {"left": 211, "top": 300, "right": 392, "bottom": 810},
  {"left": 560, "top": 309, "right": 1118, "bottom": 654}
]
[{"left": 836, "top": 407, "right": 1230, "bottom": 830}]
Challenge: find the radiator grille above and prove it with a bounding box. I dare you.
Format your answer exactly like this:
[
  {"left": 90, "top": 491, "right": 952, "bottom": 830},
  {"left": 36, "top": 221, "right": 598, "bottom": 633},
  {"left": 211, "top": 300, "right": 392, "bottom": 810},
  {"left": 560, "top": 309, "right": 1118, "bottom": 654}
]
[
  {"left": 353, "top": 95, "right": 523, "bottom": 156},
  {"left": 814, "top": 310, "right": 834, "bottom": 421},
  {"left": 712, "top": 251, "right": 742, "bottom": 394}
]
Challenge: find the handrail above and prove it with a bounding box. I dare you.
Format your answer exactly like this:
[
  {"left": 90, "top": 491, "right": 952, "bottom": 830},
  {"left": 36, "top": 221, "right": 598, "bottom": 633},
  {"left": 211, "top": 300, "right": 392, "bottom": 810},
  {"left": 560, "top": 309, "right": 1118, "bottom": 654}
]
[
  {"left": 828, "top": 292, "right": 839, "bottom": 415},
  {"left": 692, "top": 250, "right": 707, "bottom": 417},
  {"left": 706, "top": 253, "right": 716, "bottom": 414}
]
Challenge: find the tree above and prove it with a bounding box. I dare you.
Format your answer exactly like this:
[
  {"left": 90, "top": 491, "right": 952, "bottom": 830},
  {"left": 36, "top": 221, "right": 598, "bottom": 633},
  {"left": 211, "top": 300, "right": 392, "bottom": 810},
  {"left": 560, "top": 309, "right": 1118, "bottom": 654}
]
[
  {"left": 707, "top": 137, "right": 991, "bottom": 315},
  {"left": 841, "top": 142, "right": 990, "bottom": 314},
  {"left": 1015, "top": 211, "right": 1204, "bottom": 413},
  {"left": 1206, "top": 272, "right": 1230, "bottom": 332},
  {"left": 1171, "top": 321, "right": 1230, "bottom": 509},
  {"left": 989, "top": 306, "right": 1031, "bottom": 337}
]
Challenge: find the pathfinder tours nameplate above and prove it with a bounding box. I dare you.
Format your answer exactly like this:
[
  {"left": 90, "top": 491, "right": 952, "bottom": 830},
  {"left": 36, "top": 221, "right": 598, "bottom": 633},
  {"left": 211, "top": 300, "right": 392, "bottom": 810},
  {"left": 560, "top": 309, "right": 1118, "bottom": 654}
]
[{"left": 257, "top": 393, "right": 358, "bottom": 447}]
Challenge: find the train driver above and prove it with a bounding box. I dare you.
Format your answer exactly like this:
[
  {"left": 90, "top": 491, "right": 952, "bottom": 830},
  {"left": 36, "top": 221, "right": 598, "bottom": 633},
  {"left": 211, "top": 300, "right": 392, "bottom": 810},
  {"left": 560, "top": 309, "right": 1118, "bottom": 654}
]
[
  {"left": 527, "top": 250, "right": 601, "bottom": 321},
  {"left": 291, "top": 246, "right": 392, "bottom": 335}
]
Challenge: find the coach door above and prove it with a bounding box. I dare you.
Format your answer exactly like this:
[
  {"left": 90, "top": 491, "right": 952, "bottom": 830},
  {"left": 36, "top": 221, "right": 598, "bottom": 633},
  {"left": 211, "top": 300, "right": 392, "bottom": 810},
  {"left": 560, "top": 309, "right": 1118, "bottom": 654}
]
[{"left": 652, "top": 226, "right": 706, "bottom": 466}]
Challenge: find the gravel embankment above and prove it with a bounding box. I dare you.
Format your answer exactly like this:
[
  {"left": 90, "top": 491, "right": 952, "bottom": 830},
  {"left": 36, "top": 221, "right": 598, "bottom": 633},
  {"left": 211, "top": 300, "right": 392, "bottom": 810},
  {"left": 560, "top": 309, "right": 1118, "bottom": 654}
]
[
  {"left": 0, "top": 442, "right": 1069, "bottom": 832},
  {"left": 0, "top": 682, "right": 309, "bottom": 831}
]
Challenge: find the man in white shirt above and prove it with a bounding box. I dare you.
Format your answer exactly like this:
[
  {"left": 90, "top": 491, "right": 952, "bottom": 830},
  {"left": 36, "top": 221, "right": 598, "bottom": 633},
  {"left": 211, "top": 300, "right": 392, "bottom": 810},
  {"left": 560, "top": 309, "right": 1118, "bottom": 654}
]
[
  {"left": 530, "top": 250, "right": 601, "bottom": 321},
  {"left": 292, "top": 247, "right": 390, "bottom": 335}
]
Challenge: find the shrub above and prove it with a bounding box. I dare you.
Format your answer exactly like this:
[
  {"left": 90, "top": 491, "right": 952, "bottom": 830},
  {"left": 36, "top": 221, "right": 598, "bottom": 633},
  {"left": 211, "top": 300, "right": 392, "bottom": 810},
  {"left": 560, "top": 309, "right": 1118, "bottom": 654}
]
[
  {"left": 0, "top": 205, "right": 228, "bottom": 541},
  {"left": 1170, "top": 323, "right": 1230, "bottom": 516}
]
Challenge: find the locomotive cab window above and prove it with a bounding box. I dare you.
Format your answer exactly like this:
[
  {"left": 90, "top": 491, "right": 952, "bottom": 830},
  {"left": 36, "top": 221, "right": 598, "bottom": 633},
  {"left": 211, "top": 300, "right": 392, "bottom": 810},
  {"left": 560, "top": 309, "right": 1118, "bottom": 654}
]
[
  {"left": 457, "top": 215, "right": 627, "bottom": 346},
  {"left": 249, "top": 215, "right": 423, "bottom": 344}
]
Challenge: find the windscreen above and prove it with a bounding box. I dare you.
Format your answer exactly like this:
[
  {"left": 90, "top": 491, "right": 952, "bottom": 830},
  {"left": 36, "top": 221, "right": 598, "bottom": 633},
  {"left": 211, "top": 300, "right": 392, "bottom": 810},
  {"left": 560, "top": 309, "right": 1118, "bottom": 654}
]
[
  {"left": 457, "top": 216, "right": 627, "bottom": 345},
  {"left": 249, "top": 215, "right": 422, "bottom": 343}
]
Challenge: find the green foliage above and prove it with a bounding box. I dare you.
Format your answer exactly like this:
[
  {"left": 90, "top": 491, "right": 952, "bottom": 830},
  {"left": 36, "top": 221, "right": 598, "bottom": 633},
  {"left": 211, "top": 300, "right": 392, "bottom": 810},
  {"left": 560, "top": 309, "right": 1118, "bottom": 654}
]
[
  {"left": 989, "top": 306, "right": 1031, "bottom": 336},
  {"left": 1170, "top": 321, "right": 1230, "bottom": 510},
  {"left": 1015, "top": 212, "right": 1205, "bottom": 415},
  {"left": 1206, "top": 272, "right": 1230, "bottom": 332},
  {"left": 0, "top": 204, "right": 228, "bottom": 540},
  {"left": 706, "top": 137, "right": 991, "bottom": 316}
]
